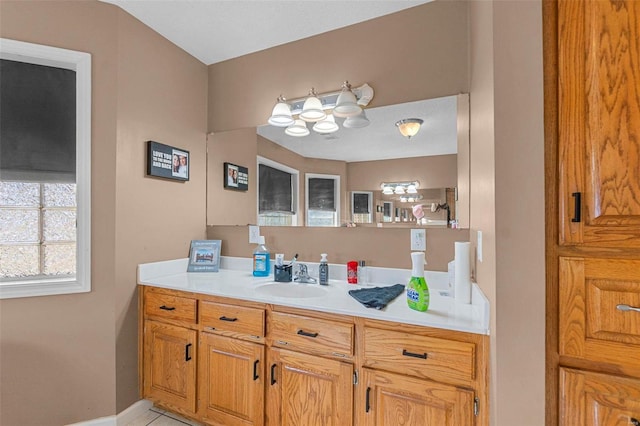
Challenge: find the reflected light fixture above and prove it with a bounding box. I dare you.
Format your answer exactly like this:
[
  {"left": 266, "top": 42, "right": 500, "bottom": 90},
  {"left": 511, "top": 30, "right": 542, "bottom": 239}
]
[
  {"left": 268, "top": 95, "right": 295, "bottom": 127},
  {"left": 395, "top": 118, "right": 424, "bottom": 140},
  {"left": 285, "top": 119, "right": 310, "bottom": 137},
  {"left": 299, "top": 88, "right": 326, "bottom": 122},
  {"left": 380, "top": 181, "right": 420, "bottom": 195},
  {"left": 343, "top": 110, "right": 370, "bottom": 129},
  {"left": 312, "top": 114, "right": 339, "bottom": 134}
]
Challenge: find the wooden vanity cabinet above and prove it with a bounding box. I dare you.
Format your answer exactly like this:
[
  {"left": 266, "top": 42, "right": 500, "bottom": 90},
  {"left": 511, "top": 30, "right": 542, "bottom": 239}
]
[{"left": 142, "top": 288, "right": 198, "bottom": 415}]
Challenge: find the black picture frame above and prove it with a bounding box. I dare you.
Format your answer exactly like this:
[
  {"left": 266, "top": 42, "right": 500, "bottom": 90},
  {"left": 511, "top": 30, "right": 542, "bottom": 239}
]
[
  {"left": 187, "top": 240, "right": 221, "bottom": 272},
  {"left": 146, "top": 141, "right": 190, "bottom": 181},
  {"left": 223, "top": 162, "right": 249, "bottom": 191}
]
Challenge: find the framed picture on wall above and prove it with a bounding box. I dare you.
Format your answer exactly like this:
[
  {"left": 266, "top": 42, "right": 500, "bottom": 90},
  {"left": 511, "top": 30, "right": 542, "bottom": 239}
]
[
  {"left": 146, "top": 141, "right": 190, "bottom": 181},
  {"left": 187, "top": 240, "right": 221, "bottom": 272},
  {"left": 223, "top": 162, "right": 249, "bottom": 191}
]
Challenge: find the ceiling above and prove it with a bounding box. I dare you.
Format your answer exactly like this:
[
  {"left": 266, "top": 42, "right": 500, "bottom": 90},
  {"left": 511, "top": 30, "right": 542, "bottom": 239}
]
[
  {"left": 100, "top": 0, "right": 432, "bottom": 65},
  {"left": 257, "top": 95, "right": 459, "bottom": 163}
]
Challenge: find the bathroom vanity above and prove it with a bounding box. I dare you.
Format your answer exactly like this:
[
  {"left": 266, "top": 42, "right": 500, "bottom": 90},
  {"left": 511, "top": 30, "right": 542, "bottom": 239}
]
[{"left": 138, "top": 258, "right": 489, "bottom": 426}]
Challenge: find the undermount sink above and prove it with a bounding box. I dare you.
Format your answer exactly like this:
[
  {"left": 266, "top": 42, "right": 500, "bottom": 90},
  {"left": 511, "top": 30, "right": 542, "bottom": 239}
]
[{"left": 254, "top": 282, "right": 328, "bottom": 299}]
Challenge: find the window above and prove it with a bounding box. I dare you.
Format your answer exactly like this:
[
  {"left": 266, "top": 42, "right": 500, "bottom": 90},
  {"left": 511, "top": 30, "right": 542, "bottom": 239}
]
[
  {"left": 0, "top": 38, "right": 91, "bottom": 299},
  {"left": 351, "top": 191, "right": 373, "bottom": 224},
  {"left": 306, "top": 174, "right": 340, "bottom": 227},
  {"left": 257, "top": 157, "right": 298, "bottom": 226}
]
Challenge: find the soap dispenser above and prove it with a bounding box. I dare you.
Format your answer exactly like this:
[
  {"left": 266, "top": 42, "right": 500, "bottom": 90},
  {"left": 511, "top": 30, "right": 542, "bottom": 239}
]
[
  {"left": 252, "top": 236, "right": 270, "bottom": 277},
  {"left": 407, "top": 251, "right": 430, "bottom": 312}
]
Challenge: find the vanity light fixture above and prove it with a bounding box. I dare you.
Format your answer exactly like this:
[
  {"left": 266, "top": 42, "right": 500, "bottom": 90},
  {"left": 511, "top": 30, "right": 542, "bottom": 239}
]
[
  {"left": 285, "top": 119, "right": 310, "bottom": 137},
  {"left": 395, "top": 118, "right": 424, "bottom": 140},
  {"left": 267, "top": 81, "right": 374, "bottom": 137},
  {"left": 380, "top": 181, "right": 420, "bottom": 195}
]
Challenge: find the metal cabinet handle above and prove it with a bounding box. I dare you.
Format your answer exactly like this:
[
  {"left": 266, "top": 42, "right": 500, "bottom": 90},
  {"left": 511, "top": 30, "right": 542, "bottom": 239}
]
[
  {"left": 159, "top": 305, "right": 175, "bottom": 311},
  {"left": 297, "top": 329, "right": 319, "bottom": 338},
  {"left": 617, "top": 304, "right": 640, "bottom": 313},
  {"left": 270, "top": 363, "right": 277, "bottom": 385},
  {"left": 219, "top": 316, "right": 238, "bottom": 322},
  {"left": 402, "top": 349, "right": 428, "bottom": 359},
  {"left": 185, "top": 343, "right": 192, "bottom": 361},
  {"left": 253, "top": 359, "right": 260, "bottom": 381},
  {"left": 630, "top": 418, "right": 639, "bottom": 426},
  {"left": 571, "top": 192, "right": 581, "bottom": 223},
  {"left": 365, "top": 387, "right": 371, "bottom": 413}
]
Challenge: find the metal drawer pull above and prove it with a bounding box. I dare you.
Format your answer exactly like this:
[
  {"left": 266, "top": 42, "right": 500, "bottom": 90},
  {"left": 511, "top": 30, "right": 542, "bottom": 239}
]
[
  {"left": 365, "top": 387, "right": 371, "bottom": 413},
  {"left": 253, "top": 359, "right": 260, "bottom": 381},
  {"left": 617, "top": 304, "right": 640, "bottom": 313},
  {"left": 185, "top": 343, "right": 192, "bottom": 361},
  {"left": 297, "top": 329, "right": 319, "bottom": 338},
  {"left": 219, "top": 316, "right": 238, "bottom": 322},
  {"left": 159, "top": 305, "right": 175, "bottom": 311},
  {"left": 571, "top": 192, "right": 581, "bottom": 223},
  {"left": 402, "top": 349, "right": 428, "bottom": 359},
  {"left": 270, "top": 363, "right": 277, "bottom": 385},
  {"left": 631, "top": 418, "right": 639, "bottom": 426}
]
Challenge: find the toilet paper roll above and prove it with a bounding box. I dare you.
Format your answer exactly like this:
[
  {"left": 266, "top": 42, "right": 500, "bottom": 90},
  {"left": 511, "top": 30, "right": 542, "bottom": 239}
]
[{"left": 454, "top": 242, "right": 472, "bottom": 304}]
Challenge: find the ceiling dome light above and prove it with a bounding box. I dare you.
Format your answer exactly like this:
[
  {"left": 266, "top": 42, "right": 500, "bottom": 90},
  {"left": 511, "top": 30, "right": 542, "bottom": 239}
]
[
  {"left": 343, "top": 110, "right": 370, "bottom": 129},
  {"left": 285, "top": 119, "right": 309, "bottom": 137},
  {"left": 333, "top": 81, "right": 362, "bottom": 118},
  {"left": 299, "top": 88, "right": 326, "bottom": 122},
  {"left": 395, "top": 118, "right": 424, "bottom": 140},
  {"left": 312, "top": 114, "right": 339, "bottom": 134},
  {"left": 268, "top": 95, "right": 294, "bottom": 127}
]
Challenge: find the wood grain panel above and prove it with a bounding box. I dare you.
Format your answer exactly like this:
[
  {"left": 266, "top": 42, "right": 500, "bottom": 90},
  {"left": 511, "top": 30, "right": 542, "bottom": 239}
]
[
  {"left": 144, "top": 290, "right": 197, "bottom": 324},
  {"left": 560, "top": 368, "right": 640, "bottom": 426},
  {"left": 363, "top": 327, "right": 475, "bottom": 384},
  {"left": 269, "top": 311, "right": 354, "bottom": 358},
  {"left": 200, "top": 300, "right": 265, "bottom": 337},
  {"left": 559, "top": 0, "right": 640, "bottom": 247},
  {"left": 361, "top": 368, "right": 474, "bottom": 426},
  {"left": 559, "top": 257, "right": 640, "bottom": 372}
]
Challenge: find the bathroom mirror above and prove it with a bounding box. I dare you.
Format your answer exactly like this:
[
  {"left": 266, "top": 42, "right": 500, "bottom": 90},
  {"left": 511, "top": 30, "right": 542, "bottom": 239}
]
[{"left": 206, "top": 94, "right": 469, "bottom": 229}]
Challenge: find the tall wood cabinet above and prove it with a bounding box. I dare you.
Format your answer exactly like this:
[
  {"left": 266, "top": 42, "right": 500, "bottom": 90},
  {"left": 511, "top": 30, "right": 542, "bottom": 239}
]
[{"left": 547, "top": 1, "right": 640, "bottom": 424}]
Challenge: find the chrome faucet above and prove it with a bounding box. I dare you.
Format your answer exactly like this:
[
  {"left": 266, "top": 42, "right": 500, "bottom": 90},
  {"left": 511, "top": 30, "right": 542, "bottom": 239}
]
[{"left": 294, "top": 263, "right": 317, "bottom": 284}]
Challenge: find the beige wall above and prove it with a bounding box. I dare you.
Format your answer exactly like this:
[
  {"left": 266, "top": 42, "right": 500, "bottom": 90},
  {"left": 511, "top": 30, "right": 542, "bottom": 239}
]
[
  {"left": 0, "top": 1, "right": 208, "bottom": 423},
  {"left": 469, "top": 1, "right": 545, "bottom": 425}
]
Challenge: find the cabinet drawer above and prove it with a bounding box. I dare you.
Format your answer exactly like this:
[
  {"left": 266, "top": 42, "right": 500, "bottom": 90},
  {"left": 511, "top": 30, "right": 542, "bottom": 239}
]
[
  {"left": 363, "top": 327, "right": 475, "bottom": 383},
  {"left": 559, "top": 257, "right": 640, "bottom": 370},
  {"left": 269, "top": 311, "right": 354, "bottom": 358},
  {"left": 144, "top": 291, "right": 197, "bottom": 324},
  {"left": 200, "top": 301, "right": 264, "bottom": 337}
]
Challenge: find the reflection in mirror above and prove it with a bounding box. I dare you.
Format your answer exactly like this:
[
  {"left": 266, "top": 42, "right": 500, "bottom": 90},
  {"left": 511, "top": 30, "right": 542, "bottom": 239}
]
[{"left": 254, "top": 94, "right": 469, "bottom": 228}]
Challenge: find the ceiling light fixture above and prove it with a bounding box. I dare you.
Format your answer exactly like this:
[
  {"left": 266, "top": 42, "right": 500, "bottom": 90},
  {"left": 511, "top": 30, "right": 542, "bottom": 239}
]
[
  {"left": 285, "top": 119, "right": 310, "bottom": 137},
  {"left": 267, "top": 81, "right": 374, "bottom": 137},
  {"left": 395, "top": 118, "right": 424, "bottom": 140}
]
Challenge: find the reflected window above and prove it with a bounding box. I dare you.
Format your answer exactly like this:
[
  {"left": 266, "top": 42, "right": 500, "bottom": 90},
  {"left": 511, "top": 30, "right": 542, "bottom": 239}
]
[
  {"left": 257, "top": 157, "right": 298, "bottom": 226},
  {"left": 351, "top": 191, "right": 373, "bottom": 224},
  {"left": 306, "top": 174, "right": 340, "bottom": 227}
]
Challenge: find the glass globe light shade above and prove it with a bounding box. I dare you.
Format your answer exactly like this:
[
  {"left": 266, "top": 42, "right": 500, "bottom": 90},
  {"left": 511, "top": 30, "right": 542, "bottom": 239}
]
[
  {"left": 343, "top": 110, "right": 370, "bottom": 128},
  {"left": 395, "top": 118, "right": 424, "bottom": 140},
  {"left": 285, "top": 119, "right": 310, "bottom": 137},
  {"left": 333, "top": 84, "right": 362, "bottom": 118},
  {"left": 312, "top": 114, "right": 339, "bottom": 134},
  {"left": 299, "top": 90, "right": 326, "bottom": 122},
  {"left": 268, "top": 99, "right": 294, "bottom": 127}
]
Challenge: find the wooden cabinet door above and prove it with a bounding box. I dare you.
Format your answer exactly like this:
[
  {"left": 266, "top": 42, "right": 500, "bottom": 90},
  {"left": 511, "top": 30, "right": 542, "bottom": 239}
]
[
  {"left": 560, "top": 368, "right": 640, "bottom": 426},
  {"left": 359, "top": 368, "right": 474, "bottom": 426},
  {"left": 266, "top": 348, "right": 353, "bottom": 426},
  {"left": 198, "top": 333, "right": 264, "bottom": 426},
  {"left": 558, "top": 0, "right": 640, "bottom": 247},
  {"left": 143, "top": 320, "right": 197, "bottom": 413}
]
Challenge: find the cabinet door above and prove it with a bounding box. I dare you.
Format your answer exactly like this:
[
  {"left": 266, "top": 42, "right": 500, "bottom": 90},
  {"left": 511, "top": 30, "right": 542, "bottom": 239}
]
[
  {"left": 143, "top": 320, "right": 197, "bottom": 413},
  {"left": 198, "top": 333, "right": 264, "bottom": 426},
  {"left": 558, "top": 0, "right": 640, "bottom": 247},
  {"left": 559, "top": 257, "right": 640, "bottom": 372},
  {"left": 266, "top": 348, "right": 353, "bottom": 426},
  {"left": 360, "top": 368, "right": 474, "bottom": 426},
  {"left": 560, "top": 368, "right": 640, "bottom": 426}
]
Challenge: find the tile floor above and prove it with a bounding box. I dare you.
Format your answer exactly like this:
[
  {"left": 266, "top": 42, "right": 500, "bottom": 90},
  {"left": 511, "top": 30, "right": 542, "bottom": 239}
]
[{"left": 126, "top": 406, "right": 203, "bottom": 426}]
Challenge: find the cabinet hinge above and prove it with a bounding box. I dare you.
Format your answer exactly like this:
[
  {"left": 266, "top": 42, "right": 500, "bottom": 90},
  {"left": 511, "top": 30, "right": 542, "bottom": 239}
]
[
  {"left": 353, "top": 370, "right": 358, "bottom": 385},
  {"left": 474, "top": 397, "right": 479, "bottom": 416}
]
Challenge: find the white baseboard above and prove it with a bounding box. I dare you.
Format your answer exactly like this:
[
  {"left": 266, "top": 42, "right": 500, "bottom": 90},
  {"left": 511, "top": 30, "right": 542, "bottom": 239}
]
[{"left": 65, "top": 399, "right": 152, "bottom": 426}]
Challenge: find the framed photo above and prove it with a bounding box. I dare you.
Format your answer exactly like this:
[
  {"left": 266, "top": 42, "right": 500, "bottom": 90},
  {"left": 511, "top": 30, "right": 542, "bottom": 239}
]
[
  {"left": 187, "top": 240, "right": 221, "bottom": 272},
  {"left": 147, "top": 141, "right": 190, "bottom": 181},
  {"left": 223, "top": 162, "right": 249, "bottom": 191}
]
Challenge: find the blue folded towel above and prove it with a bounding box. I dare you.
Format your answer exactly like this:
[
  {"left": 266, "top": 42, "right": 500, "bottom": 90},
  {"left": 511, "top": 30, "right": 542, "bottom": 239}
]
[{"left": 348, "top": 284, "right": 405, "bottom": 310}]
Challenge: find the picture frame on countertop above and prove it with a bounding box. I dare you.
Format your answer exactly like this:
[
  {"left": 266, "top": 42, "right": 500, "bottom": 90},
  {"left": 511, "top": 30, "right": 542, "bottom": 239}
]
[{"left": 187, "top": 240, "right": 221, "bottom": 272}]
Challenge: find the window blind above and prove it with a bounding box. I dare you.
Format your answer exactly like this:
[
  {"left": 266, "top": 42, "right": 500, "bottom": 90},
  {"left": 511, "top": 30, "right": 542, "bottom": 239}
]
[
  {"left": 0, "top": 59, "right": 76, "bottom": 183},
  {"left": 353, "top": 193, "right": 370, "bottom": 214},
  {"left": 259, "top": 164, "right": 294, "bottom": 214},
  {"left": 308, "top": 178, "right": 335, "bottom": 211}
]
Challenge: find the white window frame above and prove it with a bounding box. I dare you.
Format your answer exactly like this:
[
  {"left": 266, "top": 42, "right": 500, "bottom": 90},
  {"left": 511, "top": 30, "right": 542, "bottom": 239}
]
[
  {"left": 0, "top": 38, "right": 91, "bottom": 299},
  {"left": 305, "top": 173, "right": 340, "bottom": 227},
  {"left": 256, "top": 156, "right": 299, "bottom": 226}
]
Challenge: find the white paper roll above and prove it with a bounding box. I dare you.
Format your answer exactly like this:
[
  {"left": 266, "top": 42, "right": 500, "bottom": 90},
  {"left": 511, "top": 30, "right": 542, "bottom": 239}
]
[{"left": 454, "top": 242, "right": 472, "bottom": 304}]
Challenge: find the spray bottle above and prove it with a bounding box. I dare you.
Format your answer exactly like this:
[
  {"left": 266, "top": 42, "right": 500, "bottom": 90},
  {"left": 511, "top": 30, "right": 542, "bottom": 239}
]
[{"left": 407, "top": 251, "right": 430, "bottom": 312}]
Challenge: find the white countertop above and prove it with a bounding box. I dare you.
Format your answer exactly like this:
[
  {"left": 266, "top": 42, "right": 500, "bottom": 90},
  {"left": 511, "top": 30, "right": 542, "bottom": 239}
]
[{"left": 138, "top": 257, "right": 490, "bottom": 335}]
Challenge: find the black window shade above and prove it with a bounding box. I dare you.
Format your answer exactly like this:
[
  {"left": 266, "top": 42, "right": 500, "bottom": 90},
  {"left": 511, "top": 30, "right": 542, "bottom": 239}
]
[
  {"left": 353, "top": 193, "right": 370, "bottom": 214},
  {"left": 259, "top": 164, "right": 294, "bottom": 214},
  {"left": 0, "top": 59, "right": 76, "bottom": 183},
  {"left": 308, "top": 178, "right": 335, "bottom": 211}
]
